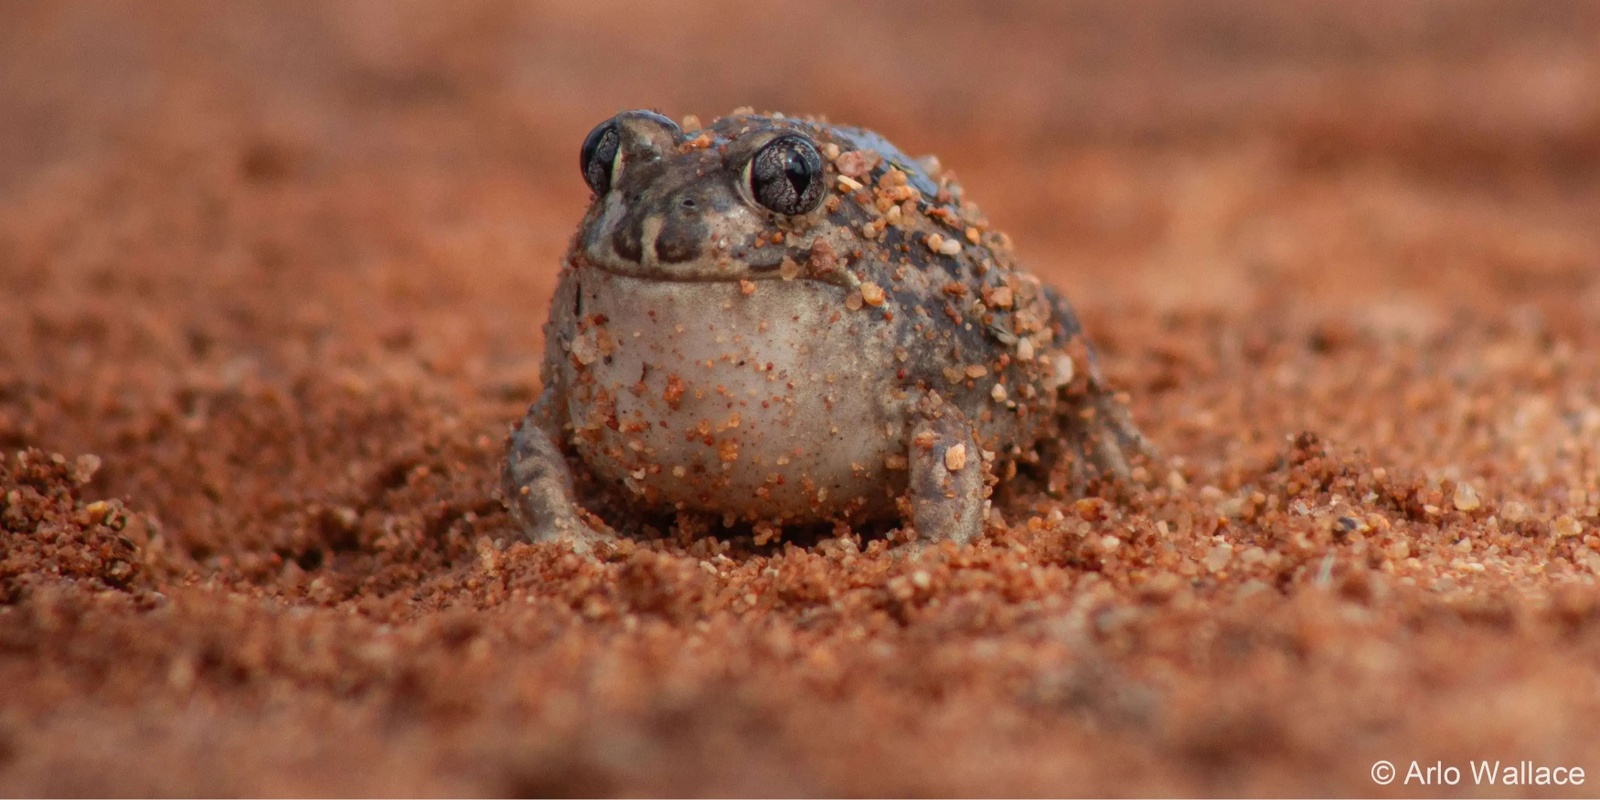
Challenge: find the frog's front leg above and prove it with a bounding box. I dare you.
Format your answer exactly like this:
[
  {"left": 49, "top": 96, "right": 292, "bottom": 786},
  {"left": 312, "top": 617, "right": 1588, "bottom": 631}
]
[
  {"left": 905, "top": 404, "right": 989, "bottom": 546},
  {"left": 502, "top": 389, "right": 617, "bottom": 556}
]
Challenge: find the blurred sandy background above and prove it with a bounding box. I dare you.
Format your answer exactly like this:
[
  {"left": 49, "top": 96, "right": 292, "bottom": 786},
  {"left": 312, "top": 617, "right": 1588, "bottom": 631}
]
[{"left": 3, "top": 2, "right": 1600, "bottom": 796}]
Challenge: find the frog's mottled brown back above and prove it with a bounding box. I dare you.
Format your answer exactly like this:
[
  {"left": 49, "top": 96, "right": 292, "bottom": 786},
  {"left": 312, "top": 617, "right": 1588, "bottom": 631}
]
[{"left": 503, "top": 109, "right": 1153, "bottom": 555}]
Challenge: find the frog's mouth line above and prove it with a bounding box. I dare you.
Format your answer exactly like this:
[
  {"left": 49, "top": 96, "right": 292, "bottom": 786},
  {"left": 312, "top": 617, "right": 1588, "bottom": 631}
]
[
  {"left": 577, "top": 212, "right": 861, "bottom": 288},
  {"left": 578, "top": 256, "right": 858, "bottom": 290}
]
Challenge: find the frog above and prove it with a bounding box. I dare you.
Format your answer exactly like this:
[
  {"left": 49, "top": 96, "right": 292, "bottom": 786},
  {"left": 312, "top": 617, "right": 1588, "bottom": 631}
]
[{"left": 503, "top": 108, "right": 1153, "bottom": 555}]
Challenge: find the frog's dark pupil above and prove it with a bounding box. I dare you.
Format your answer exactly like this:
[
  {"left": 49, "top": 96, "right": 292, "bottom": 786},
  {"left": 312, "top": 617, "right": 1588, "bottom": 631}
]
[{"left": 784, "top": 153, "right": 811, "bottom": 194}]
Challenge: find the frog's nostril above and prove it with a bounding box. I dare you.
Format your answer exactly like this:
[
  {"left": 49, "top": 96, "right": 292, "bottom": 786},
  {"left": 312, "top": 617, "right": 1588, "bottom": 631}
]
[
  {"left": 680, "top": 197, "right": 697, "bottom": 209},
  {"left": 654, "top": 218, "right": 705, "bottom": 264},
  {"left": 611, "top": 224, "right": 643, "bottom": 263}
]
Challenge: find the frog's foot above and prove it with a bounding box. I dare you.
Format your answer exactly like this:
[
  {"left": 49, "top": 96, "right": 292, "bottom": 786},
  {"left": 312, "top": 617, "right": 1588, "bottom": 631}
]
[
  {"left": 1059, "top": 380, "right": 1160, "bottom": 493},
  {"left": 905, "top": 406, "right": 989, "bottom": 547},
  {"left": 502, "top": 414, "right": 618, "bottom": 558}
]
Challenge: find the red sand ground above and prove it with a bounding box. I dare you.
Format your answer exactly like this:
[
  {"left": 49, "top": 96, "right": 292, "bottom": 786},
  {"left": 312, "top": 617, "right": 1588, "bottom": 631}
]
[{"left": 4, "top": 2, "right": 1600, "bottom": 796}]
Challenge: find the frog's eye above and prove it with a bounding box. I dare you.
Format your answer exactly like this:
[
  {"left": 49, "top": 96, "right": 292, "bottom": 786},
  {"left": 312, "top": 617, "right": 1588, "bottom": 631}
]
[
  {"left": 750, "top": 135, "right": 826, "bottom": 215},
  {"left": 580, "top": 119, "right": 621, "bottom": 195}
]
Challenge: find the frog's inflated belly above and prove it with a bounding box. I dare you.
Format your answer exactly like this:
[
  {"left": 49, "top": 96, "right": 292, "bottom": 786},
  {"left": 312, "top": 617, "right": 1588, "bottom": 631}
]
[{"left": 560, "top": 269, "right": 906, "bottom": 521}]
